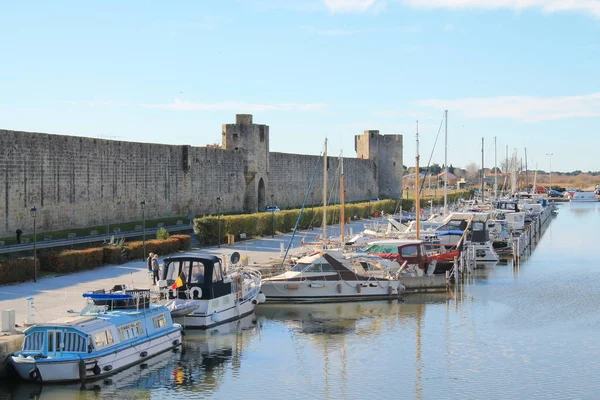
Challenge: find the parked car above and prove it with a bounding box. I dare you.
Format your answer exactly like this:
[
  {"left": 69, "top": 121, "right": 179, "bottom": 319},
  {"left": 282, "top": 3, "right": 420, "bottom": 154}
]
[
  {"left": 547, "top": 189, "right": 563, "bottom": 198},
  {"left": 266, "top": 206, "right": 281, "bottom": 212},
  {"left": 535, "top": 186, "right": 547, "bottom": 194}
]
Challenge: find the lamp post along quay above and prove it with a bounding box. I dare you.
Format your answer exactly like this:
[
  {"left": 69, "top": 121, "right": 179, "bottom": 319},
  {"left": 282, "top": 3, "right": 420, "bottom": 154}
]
[
  {"left": 141, "top": 200, "right": 146, "bottom": 260},
  {"left": 216, "top": 197, "right": 222, "bottom": 248},
  {"left": 30, "top": 206, "right": 37, "bottom": 283}
]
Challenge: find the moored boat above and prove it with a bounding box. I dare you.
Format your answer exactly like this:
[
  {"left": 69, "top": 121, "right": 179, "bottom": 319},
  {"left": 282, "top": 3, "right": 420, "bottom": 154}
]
[
  {"left": 160, "top": 255, "right": 265, "bottom": 329},
  {"left": 10, "top": 291, "right": 182, "bottom": 383},
  {"left": 261, "top": 250, "right": 405, "bottom": 302}
]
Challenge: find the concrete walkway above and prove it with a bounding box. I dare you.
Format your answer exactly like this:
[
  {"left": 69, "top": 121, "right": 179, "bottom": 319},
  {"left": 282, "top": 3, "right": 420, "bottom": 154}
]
[{"left": 0, "top": 218, "right": 383, "bottom": 327}]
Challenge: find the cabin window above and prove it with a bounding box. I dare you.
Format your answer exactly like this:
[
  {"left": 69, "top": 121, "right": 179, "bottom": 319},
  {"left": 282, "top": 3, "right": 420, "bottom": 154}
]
[
  {"left": 401, "top": 245, "right": 419, "bottom": 258},
  {"left": 304, "top": 262, "right": 334, "bottom": 273},
  {"left": 153, "top": 314, "right": 168, "bottom": 329},
  {"left": 48, "top": 331, "right": 62, "bottom": 352},
  {"left": 118, "top": 322, "right": 144, "bottom": 341},
  {"left": 364, "top": 244, "right": 398, "bottom": 254},
  {"left": 212, "top": 262, "right": 223, "bottom": 281},
  {"left": 472, "top": 222, "right": 484, "bottom": 231},
  {"left": 23, "top": 331, "right": 44, "bottom": 351},
  {"left": 190, "top": 261, "right": 205, "bottom": 284},
  {"left": 165, "top": 261, "right": 180, "bottom": 281},
  {"left": 93, "top": 330, "right": 115, "bottom": 349},
  {"left": 63, "top": 332, "right": 87, "bottom": 352}
]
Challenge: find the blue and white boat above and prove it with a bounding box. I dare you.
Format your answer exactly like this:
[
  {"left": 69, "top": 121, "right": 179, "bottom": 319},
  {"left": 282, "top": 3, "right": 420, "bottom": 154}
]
[{"left": 10, "top": 291, "right": 182, "bottom": 383}]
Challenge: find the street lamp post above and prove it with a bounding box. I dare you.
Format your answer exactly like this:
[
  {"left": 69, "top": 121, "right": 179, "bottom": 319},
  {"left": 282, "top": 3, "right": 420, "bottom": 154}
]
[
  {"left": 140, "top": 200, "right": 146, "bottom": 260},
  {"left": 270, "top": 194, "right": 275, "bottom": 238},
  {"left": 546, "top": 153, "right": 553, "bottom": 190},
  {"left": 30, "top": 207, "right": 37, "bottom": 283},
  {"left": 216, "top": 197, "right": 222, "bottom": 247}
]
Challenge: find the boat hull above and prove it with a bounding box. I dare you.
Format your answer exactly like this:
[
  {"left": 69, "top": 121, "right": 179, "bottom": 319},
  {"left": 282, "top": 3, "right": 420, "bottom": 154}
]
[
  {"left": 173, "top": 292, "right": 262, "bottom": 329},
  {"left": 11, "top": 329, "right": 181, "bottom": 383},
  {"left": 261, "top": 279, "right": 403, "bottom": 302}
]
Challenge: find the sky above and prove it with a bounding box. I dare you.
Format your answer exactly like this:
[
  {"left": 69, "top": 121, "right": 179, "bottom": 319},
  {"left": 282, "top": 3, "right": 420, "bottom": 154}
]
[{"left": 1, "top": 0, "right": 599, "bottom": 172}]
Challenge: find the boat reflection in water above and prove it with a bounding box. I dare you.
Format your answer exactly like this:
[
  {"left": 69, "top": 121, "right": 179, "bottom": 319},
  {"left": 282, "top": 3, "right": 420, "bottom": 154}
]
[
  {"left": 7, "top": 346, "right": 182, "bottom": 400},
  {"left": 171, "top": 313, "right": 261, "bottom": 391},
  {"left": 255, "top": 292, "right": 452, "bottom": 336}
]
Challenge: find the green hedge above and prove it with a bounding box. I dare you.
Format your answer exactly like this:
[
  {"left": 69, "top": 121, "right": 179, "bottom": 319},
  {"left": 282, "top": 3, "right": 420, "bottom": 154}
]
[
  {"left": 123, "top": 237, "right": 183, "bottom": 260},
  {"left": 40, "top": 248, "right": 104, "bottom": 274},
  {"left": 192, "top": 194, "right": 471, "bottom": 245},
  {"left": 35, "top": 235, "right": 192, "bottom": 276},
  {"left": 0, "top": 258, "right": 39, "bottom": 285}
]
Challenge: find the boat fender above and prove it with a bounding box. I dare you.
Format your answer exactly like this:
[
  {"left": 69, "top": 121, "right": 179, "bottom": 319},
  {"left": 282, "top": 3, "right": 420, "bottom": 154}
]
[
  {"left": 388, "top": 286, "right": 394, "bottom": 296},
  {"left": 252, "top": 299, "right": 258, "bottom": 305},
  {"left": 337, "top": 283, "right": 343, "bottom": 294},
  {"left": 29, "top": 367, "right": 42, "bottom": 382},
  {"left": 140, "top": 363, "right": 148, "bottom": 370},
  {"left": 212, "top": 311, "right": 220, "bottom": 323},
  {"left": 257, "top": 293, "right": 266, "bottom": 303},
  {"left": 103, "top": 365, "right": 113, "bottom": 372},
  {"left": 140, "top": 351, "right": 148, "bottom": 358},
  {"left": 189, "top": 286, "right": 202, "bottom": 299},
  {"left": 92, "top": 363, "right": 101, "bottom": 375},
  {"left": 356, "top": 284, "right": 361, "bottom": 293},
  {"left": 172, "top": 339, "right": 180, "bottom": 346},
  {"left": 78, "top": 359, "right": 87, "bottom": 382}
]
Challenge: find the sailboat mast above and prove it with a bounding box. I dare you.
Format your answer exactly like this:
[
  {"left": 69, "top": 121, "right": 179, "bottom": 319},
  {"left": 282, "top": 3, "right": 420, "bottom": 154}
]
[
  {"left": 340, "top": 153, "right": 345, "bottom": 248},
  {"left": 416, "top": 121, "right": 421, "bottom": 239},
  {"left": 323, "top": 138, "right": 328, "bottom": 240},
  {"left": 525, "top": 147, "right": 528, "bottom": 192},
  {"left": 494, "top": 137, "right": 497, "bottom": 200},
  {"left": 444, "top": 110, "right": 448, "bottom": 214},
  {"left": 481, "top": 137, "right": 484, "bottom": 202}
]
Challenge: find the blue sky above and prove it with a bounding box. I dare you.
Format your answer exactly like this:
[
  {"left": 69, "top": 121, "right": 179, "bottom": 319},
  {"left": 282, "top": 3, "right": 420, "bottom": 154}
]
[{"left": 1, "top": 0, "right": 599, "bottom": 172}]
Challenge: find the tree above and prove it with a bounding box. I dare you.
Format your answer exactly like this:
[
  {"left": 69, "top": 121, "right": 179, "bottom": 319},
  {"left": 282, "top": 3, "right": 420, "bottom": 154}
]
[
  {"left": 429, "top": 163, "right": 442, "bottom": 175},
  {"left": 448, "top": 164, "right": 455, "bottom": 174},
  {"left": 465, "top": 162, "right": 480, "bottom": 179}
]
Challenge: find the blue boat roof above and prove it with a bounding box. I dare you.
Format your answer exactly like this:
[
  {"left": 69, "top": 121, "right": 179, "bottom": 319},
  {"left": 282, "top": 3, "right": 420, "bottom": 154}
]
[{"left": 83, "top": 293, "right": 133, "bottom": 301}]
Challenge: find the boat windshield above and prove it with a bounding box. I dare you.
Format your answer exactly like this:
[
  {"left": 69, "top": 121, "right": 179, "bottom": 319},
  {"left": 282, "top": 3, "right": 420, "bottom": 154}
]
[
  {"left": 363, "top": 244, "right": 398, "bottom": 254},
  {"left": 292, "top": 261, "right": 337, "bottom": 273}
]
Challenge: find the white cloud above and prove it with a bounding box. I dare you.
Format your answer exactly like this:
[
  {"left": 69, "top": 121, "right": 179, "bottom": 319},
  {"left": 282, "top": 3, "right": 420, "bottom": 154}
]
[
  {"left": 141, "top": 98, "right": 327, "bottom": 112},
  {"left": 443, "top": 23, "right": 455, "bottom": 31},
  {"left": 323, "top": 0, "right": 383, "bottom": 13},
  {"left": 401, "top": 0, "right": 600, "bottom": 19},
  {"left": 415, "top": 93, "right": 600, "bottom": 122}
]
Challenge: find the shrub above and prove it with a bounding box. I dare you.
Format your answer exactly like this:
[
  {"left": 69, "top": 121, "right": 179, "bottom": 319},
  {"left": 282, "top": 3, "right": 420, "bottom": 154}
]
[
  {"left": 124, "top": 238, "right": 182, "bottom": 260},
  {"left": 170, "top": 235, "right": 192, "bottom": 250},
  {"left": 156, "top": 227, "right": 170, "bottom": 240},
  {"left": 102, "top": 246, "right": 123, "bottom": 265},
  {"left": 40, "top": 248, "right": 104, "bottom": 274},
  {"left": 0, "top": 258, "right": 39, "bottom": 285}
]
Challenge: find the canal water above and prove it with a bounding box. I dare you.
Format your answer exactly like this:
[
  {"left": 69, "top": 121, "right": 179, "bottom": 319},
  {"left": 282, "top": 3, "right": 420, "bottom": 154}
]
[{"left": 2, "top": 202, "right": 599, "bottom": 399}]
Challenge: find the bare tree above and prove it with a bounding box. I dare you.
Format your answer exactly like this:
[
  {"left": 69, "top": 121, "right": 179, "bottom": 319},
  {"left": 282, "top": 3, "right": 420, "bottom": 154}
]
[{"left": 465, "top": 162, "right": 480, "bottom": 179}]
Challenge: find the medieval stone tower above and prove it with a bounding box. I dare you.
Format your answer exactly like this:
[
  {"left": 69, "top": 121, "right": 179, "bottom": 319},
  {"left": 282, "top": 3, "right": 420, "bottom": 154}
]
[
  {"left": 355, "top": 130, "right": 404, "bottom": 199},
  {"left": 222, "top": 114, "right": 270, "bottom": 213}
]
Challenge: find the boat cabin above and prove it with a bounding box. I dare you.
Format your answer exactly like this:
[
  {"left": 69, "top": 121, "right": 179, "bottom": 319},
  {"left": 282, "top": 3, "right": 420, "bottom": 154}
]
[
  {"left": 161, "top": 256, "right": 230, "bottom": 300},
  {"left": 494, "top": 201, "right": 519, "bottom": 212},
  {"left": 363, "top": 239, "right": 430, "bottom": 270}
]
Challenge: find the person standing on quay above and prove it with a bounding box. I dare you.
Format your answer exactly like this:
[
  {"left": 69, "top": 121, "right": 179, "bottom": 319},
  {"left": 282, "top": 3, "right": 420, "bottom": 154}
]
[
  {"left": 16, "top": 229, "right": 23, "bottom": 244},
  {"left": 152, "top": 254, "right": 160, "bottom": 285},
  {"left": 147, "top": 252, "right": 154, "bottom": 272}
]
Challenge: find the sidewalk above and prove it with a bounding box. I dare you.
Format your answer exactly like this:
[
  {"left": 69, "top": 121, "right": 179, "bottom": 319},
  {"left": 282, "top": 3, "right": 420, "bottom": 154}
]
[{"left": 0, "top": 218, "right": 379, "bottom": 326}]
